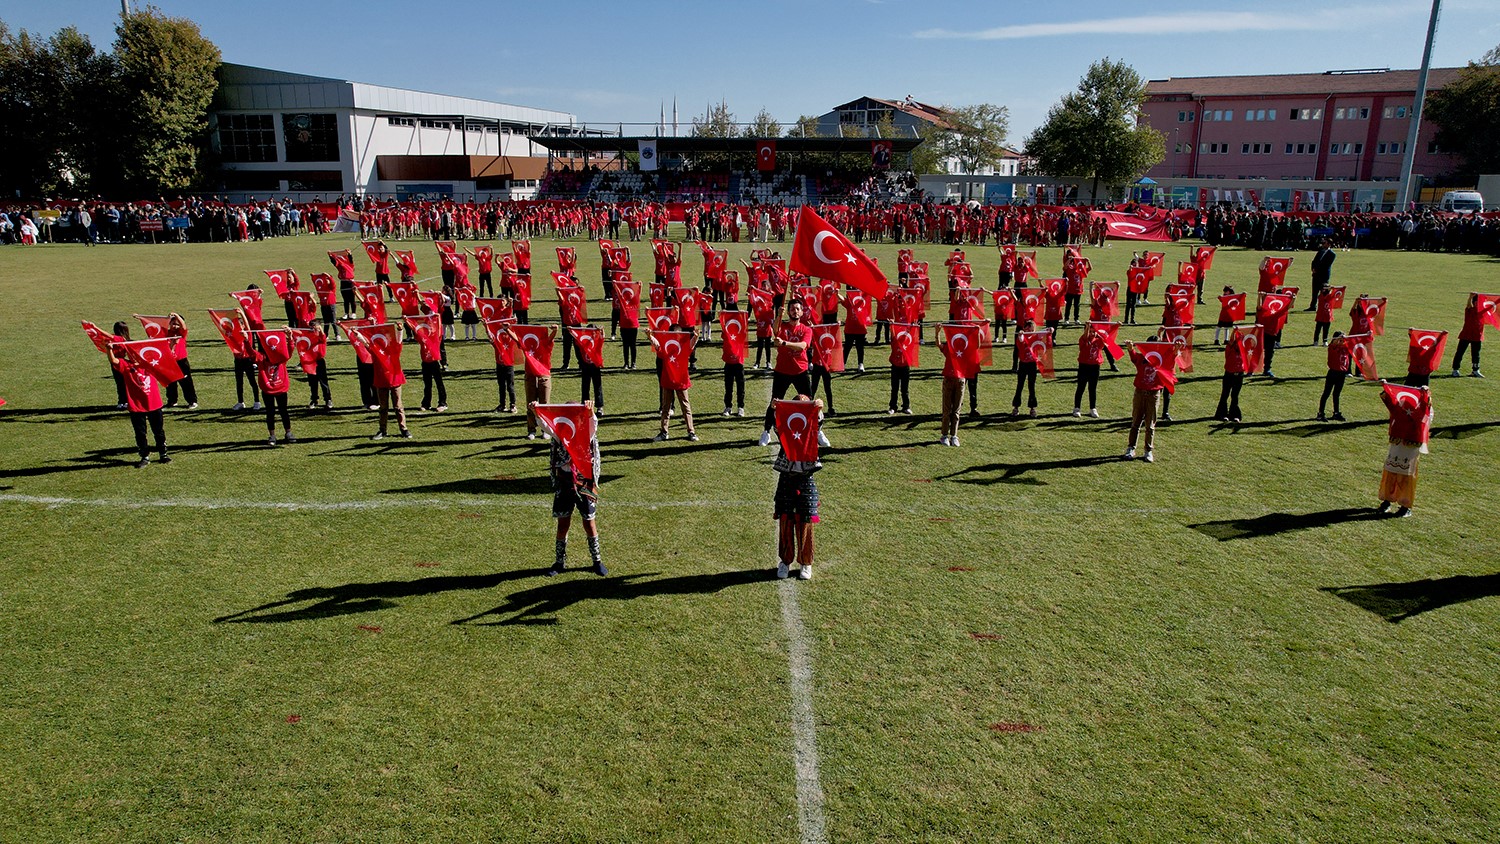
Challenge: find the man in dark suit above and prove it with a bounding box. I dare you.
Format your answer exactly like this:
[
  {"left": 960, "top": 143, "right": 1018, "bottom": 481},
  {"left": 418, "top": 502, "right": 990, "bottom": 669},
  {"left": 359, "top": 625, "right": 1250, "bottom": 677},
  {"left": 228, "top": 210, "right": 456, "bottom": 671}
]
[{"left": 1309, "top": 238, "right": 1336, "bottom": 310}]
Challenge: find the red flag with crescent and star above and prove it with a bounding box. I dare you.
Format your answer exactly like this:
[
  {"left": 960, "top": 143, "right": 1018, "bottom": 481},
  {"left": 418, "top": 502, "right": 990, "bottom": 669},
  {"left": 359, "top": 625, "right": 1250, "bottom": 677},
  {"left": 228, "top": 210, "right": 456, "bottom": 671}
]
[
  {"left": 1346, "top": 332, "right": 1378, "bottom": 380},
  {"left": 719, "top": 311, "right": 749, "bottom": 364},
  {"left": 1159, "top": 325, "right": 1194, "bottom": 373},
  {"left": 1219, "top": 292, "right": 1248, "bottom": 323},
  {"left": 475, "top": 297, "right": 512, "bottom": 324},
  {"left": 1231, "top": 324, "right": 1265, "bottom": 373},
  {"left": 1407, "top": 329, "right": 1448, "bottom": 374},
  {"left": 1017, "top": 288, "right": 1044, "bottom": 324},
  {"left": 262, "top": 269, "right": 294, "bottom": 299},
  {"left": 756, "top": 139, "right": 777, "bottom": 172},
  {"left": 557, "top": 284, "right": 589, "bottom": 325},
  {"left": 890, "top": 322, "right": 921, "bottom": 367},
  {"left": 230, "top": 289, "right": 265, "bottom": 330},
  {"left": 346, "top": 322, "right": 403, "bottom": 385},
  {"left": 1126, "top": 265, "right": 1152, "bottom": 295},
  {"left": 1258, "top": 256, "right": 1293, "bottom": 293},
  {"left": 354, "top": 283, "right": 387, "bottom": 323},
  {"left": 82, "top": 320, "right": 116, "bottom": 356},
  {"left": 646, "top": 307, "right": 675, "bottom": 334},
  {"left": 790, "top": 206, "right": 889, "bottom": 299},
  {"left": 1134, "top": 341, "right": 1180, "bottom": 393},
  {"left": 206, "top": 309, "right": 251, "bottom": 358},
  {"left": 113, "top": 338, "right": 185, "bottom": 383},
  {"left": 1090, "top": 281, "right": 1120, "bottom": 320},
  {"left": 1019, "top": 329, "right": 1055, "bottom": 379},
  {"left": 289, "top": 290, "right": 318, "bottom": 327},
  {"left": 482, "top": 318, "right": 516, "bottom": 367},
  {"left": 615, "top": 281, "right": 641, "bottom": 327},
  {"left": 774, "top": 399, "right": 821, "bottom": 463},
  {"left": 509, "top": 324, "right": 555, "bottom": 377},
  {"left": 289, "top": 328, "right": 326, "bottom": 375},
  {"left": 941, "top": 323, "right": 983, "bottom": 379},
  {"left": 134, "top": 314, "right": 174, "bottom": 346},
  {"left": 1382, "top": 382, "right": 1433, "bottom": 444},
  {"left": 1477, "top": 293, "right": 1500, "bottom": 331},
  {"left": 388, "top": 281, "right": 422, "bottom": 317},
  {"left": 1257, "top": 292, "right": 1295, "bottom": 335},
  {"left": 653, "top": 330, "right": 693, "bottom": 390},
  {"left": 810, "top": 324, "right": 845, "bottom": 373},
  {"left": 568, "top": 326, "right": 605, "bottom": 368},
  {"left": 1087, "top": 321, "right": 1125, "bottom": 359},
  {"left": 532, "top": 403, "right": 597, "bottom": 479},
  {"left": 250, "top": 329, "right": 293, "bottom": 366},
  {"left": 311, "top": 272, "right": 337, "bottom": 306}
]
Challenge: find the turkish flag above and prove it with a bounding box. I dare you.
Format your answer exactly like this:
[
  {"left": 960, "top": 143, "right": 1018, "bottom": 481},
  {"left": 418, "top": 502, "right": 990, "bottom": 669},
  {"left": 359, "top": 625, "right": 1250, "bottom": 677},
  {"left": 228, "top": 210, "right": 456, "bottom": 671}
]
[
  {"left": 1165, "top": 292, "right": 1196, "bottom": 327},
  {"left": 311, "top": 273, "right": 337, "bottom": 306},
  {"left": 250, "top": 329, "right": 293, "bottom": 366},
  {"left": 289, "top": 328, "right": 326, "bottom": 375},
  {"left": 1258, "top": 256, "right": 1293, "bottom": 292},
  {"left": 1019, "top": 329, "right": 1055, "bottom": 379},
  {"left": 1042, "top": 278, "right": 1067, "bottom": 321},
  {"left": 646, "top": 306, "right": 675, "bottom": 334},
  {"left": 511, "top": 239, "right": 532, "bottom": 270},
  {"left": 289, "top": 290, "right": 318, "bottom": 327},
  {"left": 1193, "top": 245, "right": 1217, "bottom": 272},
  {"left": 774, "top": 399, "right": 821, "bottom": 462},
  {"left": 942, "top": 323, "right": 983, "bottom": 379},
  {"left": 1257, "top": 292, "right": 1294, "bottom": 335},
  {"left": 533, "top": 403, "right": 597, "bottom": 478},
  {"left": 1135, "top": 341, "right": 1180, "bottom": 393},
  {"left": 82, "top": 320, "right": 116, "bottom": 356},
  {"left": 262, "top": 269, "right": 293, "bottom": 299},
  {"left": 1090, "top": 281, "right": 1120, "bottom": 320},
  {"left": 1177, "top": 262, "right": 1199, "bottom": 285},
  {"left": 1092, "top": 210, "right": 1174, "bottom": 242},
  {"left": 556, "top": 246, "right": 577, "bottom": 274},
  {"left": 1477, "top": 294, "right": 1500, "bottom": 330},
  {"left": 329, "top": 250, "right": 356, "bottom": 279},
  {"left": 871, "top": 139, "right": 893, "bottom": 170},
  {"left": 610, "top": 246, "right": 631, "bottom": 271},
  {"left": 790, "top": 206, "right": 888, "bottom": 298},
  {"left": 405, "top": 314, "right": 443, "bottom": 363},
  {"left": 1408, "top": 329, "right": 1448, "bottom": 373},
  {"left": 1232, "top": 324, "right": 1265, "bottom": 373},
  {"left": 908, "top": 275, "right": 932, "bottom": 311},
  {"left": 388, "top": 281, "right": 422, "bottom": 316},
  {"left": 510, "top": 324, "right": 555, "bottom": 377},
  {"left": 1382, "top": 382, "right": 1433, "bottom": 444},
  {"left": 719, "top": 310, "right": 749, "bottom": 364},
  {"left": 395, "top": 249, "right": 418, "bottom": 276},
  {"left": 949, "top": 288, "right": 984, "bottom": 322},
  {"left": 207, "top": 309, "right": 250, "bottom": 357},
  {"left": 348, "top": 322, "right": 404, "bottom": 385},
  {"left": 1347, "top": 332, "right": 1378, "bottom": 380},
  {"left": 1198, "top": 188, "right": 1209, "bottom": 209},
  {"left": 354, "top": 283, "right": 388, "bottom": 323},
  {"left": 810, "top": 324, "right": 845, "bottom": 372},
  {"left": 1166, "top": 282, "right": 1196, "bottom": 299},
  {"left": 413, "top": 290, "right": 441, "bottom": 318},
  {"left": 568, "top": 325, "right": 605, "bottom": 368},
  {"left": 1087, "top": 321, "right": 1124, "bottom": 359},
  {"left": 474, "top": 297, "right": 511, "bottom": 324},
  {"left": 1219, "top": 292, "right": 1248, "bottom": 323},
  {"left": 1126, "top": 265, "right": 1152, "bottom": 295},
  {"left": 676, "top": 287, "right": 702, "bottom": 328},
  {"left": 482, "top": 318, "right": 516, "bottom": 367},
  {"left": 1142, "top": 251, "right": 1166, "bottom": 279},
  {"left": 230, "top": 289, "right": 265, "bottom": 330},
  {"left": 890, "top": 322, "right": 921, "bottom": 367},
  {"left": 756, "top": 139, "right": 777, "bottom": 172},
  {"left": 653, "top": 330, "right": 693, "bottom": 390},
  {"left": 1160, "top": 325, "right": 1194, "bottom": 373},
  {"left": 615, "top": 281, "right": 641, "bottom": 328},
  {"left": 1316, "top": 286, "right": 1346, "bottom": 323},
  {"left": 749, "top": 287, "right": 774, "bottom": 322},
  {"left": 114, "top": 338, "right": 185, "bottom": 383},
  {"left": 1015, "top": 251, "right": 1038, "bottom": 282},
  {"left": 361, "top": 241, "right": 383, "bottom": 265},
  {"left": 1359, "top": 296, "right": 1387, "bottom": 336},
  {"left": 434, "top": 240, "right": 457, "bottom": 255},
  {"left": 557, "top": 285, "right": 589, "bottom": 325},
  {"left": 991, "top": 288, "right": 1017, "bottom": 321},
  {"left": 134, "top": 313, "right": 173, "bottom": 343},
  {"left": 1018, "top": 288, "right": 1044, "bottom": 324},
  {"left": 469, "top": 244, "right": 494, "bottom": 273}
]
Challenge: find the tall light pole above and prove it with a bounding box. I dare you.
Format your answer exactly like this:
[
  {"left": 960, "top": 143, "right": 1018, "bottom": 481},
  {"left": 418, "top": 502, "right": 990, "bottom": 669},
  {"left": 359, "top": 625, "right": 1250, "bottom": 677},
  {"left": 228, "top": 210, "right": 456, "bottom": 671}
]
[{"left": 1397, "top": 0, "right": 1441, "bottom": 211}]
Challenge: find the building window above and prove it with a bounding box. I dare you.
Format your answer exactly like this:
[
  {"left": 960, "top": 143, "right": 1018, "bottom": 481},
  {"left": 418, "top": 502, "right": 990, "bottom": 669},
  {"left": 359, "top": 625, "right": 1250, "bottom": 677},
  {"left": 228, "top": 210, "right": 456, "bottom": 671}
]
[
  {"left": 1383, "top": 107, "right": 1392, "bottom": 119},
  {"left": 1242, "top": 143, "right": 1251, "bottom": 153},
  {"left": 218, "top": 113, "right": 277, "bottom": 163},
  {"left": 1245, "top": 110, "right": 1254, "bottom": 121},
  {"left": 1354, "top": 143, "right": 1363, "bottom": 154},
  {"left": 1427, "top": 141, "right": 1442, "bottom": 154},
  {"left": 1223, "top": 110, "right": 1232, "bottom": 122},
  {"left": 1309, "top": 143, "right": 1317, "bottom": 154},
  {"left": 283, "top": 113, "right": 341, "bottom": 162},
  {"left": 1359, "top": 107, "right": 1370, "bottom": 119},
  {"left": 1378, "top": 142, "right": 1387, "bottom": 154},
  {"left": 1267, "top": 109, "right": 1276, "bottom": 120},
  {"left": 386, "top": 116, "right": 414, "bottom": 127},
  {"left": 1395, "top": 106, "right": 1408, "bottom": 118},
  {"left": 1286, "top": 143, "right": 1295, "bottom": 154},
  {"left": 1335, "top": 107, "right": 1346, "bottom": 119}
]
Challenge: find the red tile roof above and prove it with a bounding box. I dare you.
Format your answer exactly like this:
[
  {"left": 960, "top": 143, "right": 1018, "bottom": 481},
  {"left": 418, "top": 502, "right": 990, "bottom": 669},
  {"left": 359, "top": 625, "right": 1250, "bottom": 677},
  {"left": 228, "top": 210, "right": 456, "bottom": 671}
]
[{"left": 1145, "top": 68, "right": 1464, "bottom": 99}]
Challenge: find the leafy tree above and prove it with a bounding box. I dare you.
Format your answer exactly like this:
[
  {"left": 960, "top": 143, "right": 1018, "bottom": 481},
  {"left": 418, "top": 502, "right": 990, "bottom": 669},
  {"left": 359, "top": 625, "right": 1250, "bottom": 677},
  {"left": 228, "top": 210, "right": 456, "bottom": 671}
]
[
  {"left": 744, "top": 108, "right": 781, "bottom": 139},
  {"left": 0, "top": 23, "right": 108, "bottom": 195},
  {"left": 786, "top": 115, "right": 823, "bottom": 138},
  {"left": 932, "top": 103, "right": 1010, "bottom": 174},
  {"left": 691, "top": 100, "right": 737, "bottom": 138},
  {"left": 105, "top": 6, "right": 221, "bottom": 194},
  {"left": 1427, "top": 44, "right": 1500, "bottom": 176},
  {"left": 1025, "top": 58, "right": 1164, "bottom": 201}
]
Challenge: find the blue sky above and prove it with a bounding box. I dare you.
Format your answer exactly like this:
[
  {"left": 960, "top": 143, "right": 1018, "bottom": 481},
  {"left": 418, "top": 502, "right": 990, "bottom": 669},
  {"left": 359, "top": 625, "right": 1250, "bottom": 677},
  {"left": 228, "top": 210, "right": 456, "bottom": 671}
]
[{"left": 7, "top": 0, "right": 1498, "bottom": 143}]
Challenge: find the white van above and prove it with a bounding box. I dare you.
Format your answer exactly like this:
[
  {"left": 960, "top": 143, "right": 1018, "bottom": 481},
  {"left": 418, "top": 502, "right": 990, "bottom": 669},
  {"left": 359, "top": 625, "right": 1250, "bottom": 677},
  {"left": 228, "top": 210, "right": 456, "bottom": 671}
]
[{"left": 1439, "top": 190, "right": 1484, "bottom": 214}]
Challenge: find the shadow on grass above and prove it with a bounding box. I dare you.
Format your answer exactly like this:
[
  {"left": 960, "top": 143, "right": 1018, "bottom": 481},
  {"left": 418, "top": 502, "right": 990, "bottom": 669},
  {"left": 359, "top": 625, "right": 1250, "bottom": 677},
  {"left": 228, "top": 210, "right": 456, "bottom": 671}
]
[
  {"left": 453, "top": 568, "right": 765, "bottom": 626},
  {"left": 1188, "top": 506, "right": 1386, "bottom": 541},
  {"left": 1206, "top": 418, "right": 1386, "bottom": 437},
  {"left": 383, "top": 474, "right": 622, "bottom": 496},
  {"left": 214, "top": 569, "right": 542, "bottom": 623},
  {"left": 934, "top": 454, "right": 1118, "bottom": 486},
  {"left": 1430, "top": 420, "right": 1500, "bottom": 440},
  {"left": 1322, "top": 573, "right": 1500, "bottom": 623}
]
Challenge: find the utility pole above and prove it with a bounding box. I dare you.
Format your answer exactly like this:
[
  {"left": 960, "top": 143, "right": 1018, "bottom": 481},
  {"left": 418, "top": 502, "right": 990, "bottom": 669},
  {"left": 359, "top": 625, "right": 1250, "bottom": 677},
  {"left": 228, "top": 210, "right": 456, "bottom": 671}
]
[
  {"left": 1397, "top": 0, "right": 1441, "bottom": 211},
  {"left": 121, "top": 0, "right": 131, "bottom": 17}
]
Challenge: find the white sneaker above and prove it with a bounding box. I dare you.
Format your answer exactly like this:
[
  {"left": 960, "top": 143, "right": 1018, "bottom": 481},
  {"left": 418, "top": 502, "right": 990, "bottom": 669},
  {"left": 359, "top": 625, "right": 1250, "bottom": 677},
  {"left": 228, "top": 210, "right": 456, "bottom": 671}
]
[
  {"left": 736, "top": 408, "right": 745, "bottom": 417},
  {"left": 527, "top": 432, "right": 537, "bottom": 440},
  {"left": 950, "top": 436, "right": 960, "bottom": 447},
  {"left": 816, "top": 430, "right": 830, "bottom": 447},
  {"left": 1071, "top": 407, "right": 1081, "bottom": 417},
  {"left": 722, "top": 407, "right": 732, "bottom": 416},
  {"left": 797, "top": 565, "right": 812, "bottom": 581},
  {"left": 186, "top": 403, "right": 197, "bottom": 410},
  {"left": 758, "top": 430, "right": 772, "bottom": 446},
  {"left": 776, "top": 561, "right": 790, "bottom": 579},
  {"left": 939, "top": 436, "right": 951, "bottom": 446},
  {"left": 1451, "top": 369, "right": 1462, "bottom": 377},
  {"left": 231, "top": 402, "right": 245, "bottom": 410},
  {"left": 367, "top": 404, "right": 378, "bottom": 411},
  {"left": 1143, "top": 450, "right": 1155, "bottom": 463},
  {"left": 857, "top": 363, "right": 865, "bottom": 373},
  {"left": 1123, "top": 447, "right": 1136, "bottom": 459},
  {"left": 1089, "top": 408, "right": 1099, "bottom": 418}
]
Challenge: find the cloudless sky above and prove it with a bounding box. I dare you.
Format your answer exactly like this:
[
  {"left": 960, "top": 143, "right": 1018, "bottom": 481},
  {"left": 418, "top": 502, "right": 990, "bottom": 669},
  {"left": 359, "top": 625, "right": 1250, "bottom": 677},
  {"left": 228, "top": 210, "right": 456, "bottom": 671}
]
[{"left": 6, "top": 0, "right": 1498, "bottom": 143}]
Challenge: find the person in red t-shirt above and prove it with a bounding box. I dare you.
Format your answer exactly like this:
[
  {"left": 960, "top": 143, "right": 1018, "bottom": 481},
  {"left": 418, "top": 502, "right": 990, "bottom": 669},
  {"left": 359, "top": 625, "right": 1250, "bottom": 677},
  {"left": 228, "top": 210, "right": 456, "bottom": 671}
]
[
  {"left": 110, "top": 326, "right": 170, "bottom": 468},
  {"left": 1074, "top": 324, "right": 1105, "bottom": 418},
  {"left": 1123, "top": 338, "right": 1165, "bottom": 463},
  {"left": 253, "top": 330, "right": 295, "bottom": 446},
  {"left": 1377, "top": 382, "right": 1432, "bottom": 517},
  {"left": 1317, "top": 332, "right": 1351, "bottom": 422},
  {"left": 1216, "top": 329, "right": 1251, "bottom": 422},
  {"left": 410, "top": 309, "right": 447, "bottom": 412},
  {"left": 650, "top": 326, "right": 698, "bottom": 442},
  {"left": 1451, "top": 293, "right": 1486, "bottom": 377},
  {"left": 1011, "top": 320, "right": 1041, "bottom": 417},
  {"left": 758, "top": 298, "right": 818, "bottom": 446}
]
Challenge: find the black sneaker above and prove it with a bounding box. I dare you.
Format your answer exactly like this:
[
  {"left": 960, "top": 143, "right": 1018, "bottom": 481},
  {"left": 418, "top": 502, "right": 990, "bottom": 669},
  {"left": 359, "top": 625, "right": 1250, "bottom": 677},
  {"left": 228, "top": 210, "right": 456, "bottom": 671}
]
[
  {"left": 133, "top": 457, "right": 149, "bottom": 469},
  {"left": 1315, "top": 413, "right": 1328, "bottom": 422},
  {"left": 158, "top": 455, "right": 172, "bottom": 464},
  {"left": 592, "top": 561, "right": 608, "bottom": 576},
  {"left": 400, "top": 428, "right": 412, "bottom": 439},
  {"left": 1331, "top": 412, "right": 1345, "bottom": 421},
  {"left": 545, "top": 563, "right": 565, "bottom": 577}
]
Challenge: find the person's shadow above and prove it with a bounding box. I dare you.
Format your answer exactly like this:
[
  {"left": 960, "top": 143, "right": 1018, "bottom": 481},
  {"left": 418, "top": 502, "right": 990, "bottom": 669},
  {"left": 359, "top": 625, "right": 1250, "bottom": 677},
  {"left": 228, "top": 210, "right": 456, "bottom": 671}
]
[
  {"left": 1188, "top": 507, "right": 1385, "bottom": 541},
  {"left": 214, "top": 569, "right": 541, "bottom": 623},
  {"left": 453, "top": 568, "right": 766, "bottom": 626},
  {"left": 1322, "top": 573, "right": 1500, "bottom": 622}
]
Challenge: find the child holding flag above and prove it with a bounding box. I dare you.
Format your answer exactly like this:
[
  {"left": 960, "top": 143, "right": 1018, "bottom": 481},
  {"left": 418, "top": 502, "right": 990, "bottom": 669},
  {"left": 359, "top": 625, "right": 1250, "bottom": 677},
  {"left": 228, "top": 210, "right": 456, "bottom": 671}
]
[
  {"left": 1316, "top": 332, "right": 1351, "bottom": 422},
  {"left": 1452, "top": 293, "right": 1489, "bottom": 377},
  {"left": 108, "top": 326, "right": 171, "bottom": 468},
  {"left": 533, "top": 401, "right": 606, "bottom": 577},
  {"left": 1376, "top": 382, "right": 1433, "bottom": 518},
  {"left": 772, "top": 396, "right": 823, "bottom": 580}
]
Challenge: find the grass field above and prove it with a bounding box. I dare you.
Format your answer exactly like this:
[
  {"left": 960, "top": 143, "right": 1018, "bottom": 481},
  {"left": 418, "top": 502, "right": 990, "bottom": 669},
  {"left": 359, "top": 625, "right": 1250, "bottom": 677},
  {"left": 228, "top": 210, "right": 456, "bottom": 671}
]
[{"left": 1, "top": 231, "right": 1497, "bottom": 842}]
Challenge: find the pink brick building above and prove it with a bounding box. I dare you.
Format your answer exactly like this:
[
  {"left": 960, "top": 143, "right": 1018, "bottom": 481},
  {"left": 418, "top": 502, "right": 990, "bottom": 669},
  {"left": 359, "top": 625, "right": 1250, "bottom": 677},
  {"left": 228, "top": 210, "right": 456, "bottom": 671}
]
[{"left": 1141, "top": 68, "right": 1463, "bottom": 183}]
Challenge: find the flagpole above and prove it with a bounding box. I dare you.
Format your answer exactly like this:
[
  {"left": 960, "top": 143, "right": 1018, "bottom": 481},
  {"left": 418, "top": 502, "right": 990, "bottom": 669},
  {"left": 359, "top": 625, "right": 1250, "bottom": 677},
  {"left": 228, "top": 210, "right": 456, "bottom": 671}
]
[{"left": 1397, "top": 0, "right": 1442, "bottom": 212}]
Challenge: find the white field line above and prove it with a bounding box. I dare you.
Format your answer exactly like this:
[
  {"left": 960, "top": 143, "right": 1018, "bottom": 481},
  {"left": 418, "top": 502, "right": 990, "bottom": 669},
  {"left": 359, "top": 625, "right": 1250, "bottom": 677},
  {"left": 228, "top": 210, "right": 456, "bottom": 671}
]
[{"left": 778, "top": 580, "right": 828, "bottom": 844}]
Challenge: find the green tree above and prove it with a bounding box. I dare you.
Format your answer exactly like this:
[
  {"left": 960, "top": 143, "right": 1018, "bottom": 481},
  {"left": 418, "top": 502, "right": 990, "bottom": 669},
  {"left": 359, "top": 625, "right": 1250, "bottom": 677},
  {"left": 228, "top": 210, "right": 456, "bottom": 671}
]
[
  {"left": 1025, "top": 58, "right": 1164, "bottom": 201},
  {"left": 744, "top": 108, "right": 781, "bottom": 139},
  {"left": 0, "top": 23, "right": 108, "bottom": 195},
  {"left": 1426, "top": 44, "right": 1500, "bottom": 176},
  {"left": 105, "top": 6, "right": 221, "bottom": 194},
  {"left": 691, "top": 100, "right": 737, "bottom": 138},
  {"left": 932, "top": 103, "right": 1010, "bottom": 174}
]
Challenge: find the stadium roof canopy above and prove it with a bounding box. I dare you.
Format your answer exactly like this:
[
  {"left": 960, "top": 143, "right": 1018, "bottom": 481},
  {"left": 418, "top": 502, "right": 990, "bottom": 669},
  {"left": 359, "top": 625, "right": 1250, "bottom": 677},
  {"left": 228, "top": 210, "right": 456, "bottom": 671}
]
[{"left": 531, "top": 135, "right": 925, "bottom": 155}]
